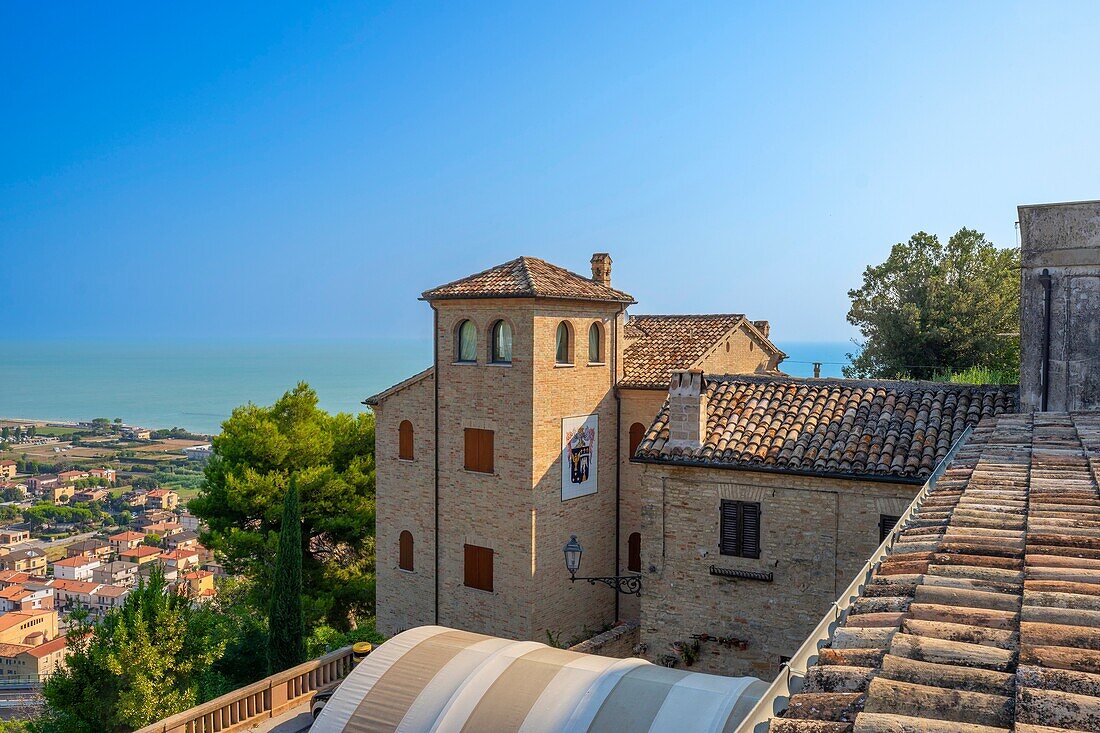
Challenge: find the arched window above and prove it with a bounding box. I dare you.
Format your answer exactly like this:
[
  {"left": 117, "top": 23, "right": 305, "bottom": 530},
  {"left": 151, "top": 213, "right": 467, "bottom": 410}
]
[
  {"left": 629, "top": 422, "right": 646, "bottom": 458},
  {"left": 588, "top": 323, "right": 602, "bottom": 363},
  {"left": 628, "top": 532, "right": 641, "bottom": 573},
  {"left": 456, "top": 320, "right": 477, "bottom": 363},
  {"left": 399, "top": 530, "right": 414, "bottom": 571},
  {"left": 398, "top": 420, "right": 414, "bottom": 460},
  {"left": 491, "top": 321, "right": 512, "bottom": 364},
  {"left": 556, "top": 322, "right": 572, "bottom": 364}
]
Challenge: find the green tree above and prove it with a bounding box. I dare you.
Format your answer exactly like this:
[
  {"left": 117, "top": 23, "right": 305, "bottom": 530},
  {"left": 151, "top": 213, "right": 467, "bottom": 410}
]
[
  {"left": 845, "top": 228, "right": 1020, "bottom": 379},
  {"left": 142, "top": 533, "right": 161, "bottom": 547},
  {"left": 190, "top": 383, "right": 375, "bottom": 630},
  {"left": 1, "top": 427, "right": 9, "bottom": 440},
  {"left": 132, "top": 477, "right": 159, "bottom": 492},
  {"left": 267, "top": 478, "right": 305, "bottom": 673},
  {"left": 37, "top": 569, "right": 224, "bottom": 733}
]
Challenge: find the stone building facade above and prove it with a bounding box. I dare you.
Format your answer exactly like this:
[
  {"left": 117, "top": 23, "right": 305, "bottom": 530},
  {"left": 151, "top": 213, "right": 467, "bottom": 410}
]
[{"left": 368, "top": 252, "right": 1015, "bottom": 667}]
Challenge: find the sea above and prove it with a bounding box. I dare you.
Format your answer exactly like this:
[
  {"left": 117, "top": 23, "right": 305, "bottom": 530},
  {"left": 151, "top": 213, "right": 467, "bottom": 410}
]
[{"left": 0, "top": 340, "right": 853, "bottom": 436}]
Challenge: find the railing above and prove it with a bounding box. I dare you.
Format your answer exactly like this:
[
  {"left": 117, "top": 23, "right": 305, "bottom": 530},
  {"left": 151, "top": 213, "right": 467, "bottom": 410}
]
[
  {"left": 731, "top": 425, "right": 974, "bottom": 733},
  {"left": 133, "top": 646, "right": 355, "bottom": 733}
]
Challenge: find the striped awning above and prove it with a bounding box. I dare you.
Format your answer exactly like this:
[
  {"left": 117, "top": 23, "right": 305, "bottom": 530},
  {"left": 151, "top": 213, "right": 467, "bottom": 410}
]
[{"left": 313, "top": 626, "right": 767, "bottom": 733}]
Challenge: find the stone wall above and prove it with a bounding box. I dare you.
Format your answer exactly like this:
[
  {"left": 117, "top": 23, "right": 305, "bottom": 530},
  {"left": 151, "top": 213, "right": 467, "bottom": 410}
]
[
  {"left": 1019, "top": 200, "right": 1100, "bottom": 412},
  {"left": 568, "top": 621, "right": 640, "bottom": 659},
  {"left": 638, "top": 463, "right": 916, "bottom": 678}
]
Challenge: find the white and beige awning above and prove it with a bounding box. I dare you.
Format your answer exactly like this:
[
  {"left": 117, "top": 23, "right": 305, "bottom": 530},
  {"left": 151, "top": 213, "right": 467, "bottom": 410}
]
[{"left": 313, "top": 626, "right": 767, "bottom": 733}]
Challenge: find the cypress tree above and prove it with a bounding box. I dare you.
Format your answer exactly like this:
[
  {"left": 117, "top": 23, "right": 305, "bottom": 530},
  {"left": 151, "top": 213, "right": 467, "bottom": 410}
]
[{"left": 267, "top": 477, "right": 306, "bottom": 673}]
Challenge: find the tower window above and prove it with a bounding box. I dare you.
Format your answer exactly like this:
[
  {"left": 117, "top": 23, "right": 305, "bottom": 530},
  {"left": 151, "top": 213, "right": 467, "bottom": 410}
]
[
  {"left": 556, "top": 322, "right": 572, "bottom": 364},
  {"left": 491, "top": 321, "right": 513, "bottom": 364},
  {"left": 399, "top": 530, "right": 414, "bottom": 571},
  {"left": 720, "top": 500, "right": 761, "bottom": 558},
  {"left": 456, "top": 320, "right": 477, "bottom": 363},
  {"left": 398, "top": 420, "right": 414, "bottom": 460},
  {"left": 588, "top": 323, "right": 603, "bottom": 363}
]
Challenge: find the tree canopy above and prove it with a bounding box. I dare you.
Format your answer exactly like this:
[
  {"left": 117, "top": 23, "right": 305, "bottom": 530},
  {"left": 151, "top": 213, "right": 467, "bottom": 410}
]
[
  {"left": 190, "top": 383, "right": 376, "bottom": 630},
  {"left": 845, "top": 228, "right": 1020, "bottom": 380},
  {"left": 268, "top": 477, "right": 305, "bottom": 673}
]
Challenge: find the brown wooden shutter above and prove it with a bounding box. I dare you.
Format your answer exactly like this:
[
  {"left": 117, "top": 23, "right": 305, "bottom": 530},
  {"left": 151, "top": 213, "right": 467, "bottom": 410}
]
[
  {"left": 719, "top": 500, "right": 740, "bottom": 556},
  {"left": 399, "top": 421, "right": 414, "bottom": 460},
  {"left": 480, "top": 546, "right": 493, "bottom": 591},
  {"left": 463, "top": 544, "right": 493, "bottom": 591},
  {"left": 399, "top": 530, "right": 413, "bottom": 571},
  {"left": 479, "top": 430, "right": 494, "bottom": 473},
  {"left": 464, "top": 544, "right": 477, "bottom": 587},
  {"left": 629, "top": 423, "right": 646, "bottom": 459},
  {"left": 627, "top": 532, "right": 641, "bottom": 573},
  {"left": 464, "top": 429, "right": 478, "bottom": 471},
  {"left": 740, "top": 502, "right": 761, "bottom": 559}
]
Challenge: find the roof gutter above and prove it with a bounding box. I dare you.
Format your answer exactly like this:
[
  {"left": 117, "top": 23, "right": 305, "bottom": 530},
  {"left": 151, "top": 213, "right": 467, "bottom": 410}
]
[
  {"left": 630, "top": 455, "right": 927, "bottom": 486},
  {"left": 730, "top": 424, "right": 974, "bottom": 733}
]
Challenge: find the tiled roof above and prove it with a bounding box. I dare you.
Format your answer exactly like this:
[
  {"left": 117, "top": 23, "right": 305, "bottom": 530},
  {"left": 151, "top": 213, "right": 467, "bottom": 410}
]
[
  {"left": 636, "top": 375, "right": 1017, "bottom": 481},
  {"left": 769, "top": 411, "right": 1100, "bottom": 733},
  {"left": 26, "top": 635, "right": 68, "bottom": 657},
  {"left": 421, "top": 257, "right": 635, "bottom": 304},
  {"left": 621, "top": 314, "right": 781, "bottom": 389},
  {"left": 109, "top": 531, "right": 145, "bottom": 542},
  {"left": 121, "top": 546, "right": 162, "bottom": 558}
]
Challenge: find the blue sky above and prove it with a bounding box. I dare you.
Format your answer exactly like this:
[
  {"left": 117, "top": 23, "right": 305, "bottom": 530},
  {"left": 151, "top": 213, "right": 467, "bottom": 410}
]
[{"left": 2, "top": 2, "right": 1098, "bottom": 343}]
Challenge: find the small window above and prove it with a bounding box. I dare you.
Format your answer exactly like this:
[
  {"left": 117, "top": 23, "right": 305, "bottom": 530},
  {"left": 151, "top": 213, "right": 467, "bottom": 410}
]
[
  {"left": 398, "top": 420, "right": 414, "bottom": 460},
  {"left": 456, "top": 320, "right": 477, "bottom": 363},
  {"left": 491, "top": 321, "right": 513, "bottom": 364},
  {"left": 720, "top": 500, "right": 761, "bottom": 558},
  {"left": 588, "top": 323, "right": 602, "bottom": 363},
  {"left": 399, "top": 530, "right": 414, "bottom": 571},
  {"left": 464, "top": 428, "right": 495, "bottom": 473},
  {"left": 880, "top": 514, "right": 902, "bottom": 543},
  {"left": 628, "top": 423, "right": 646, "bottom": 459},
  {"left": 555, "top": 322, "right": 572, "bottom": 364},
  {"left": 464, "top": 544, "right": 493, "bottom": 591},
  {"left": 627, "top": 532, "right": 641, "bottom": 573}
]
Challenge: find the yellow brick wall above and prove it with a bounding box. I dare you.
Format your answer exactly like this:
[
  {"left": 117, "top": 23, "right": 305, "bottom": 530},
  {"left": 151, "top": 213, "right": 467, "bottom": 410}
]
[{"left": 695, "top": 323, "right": 776, "bottom": 375}]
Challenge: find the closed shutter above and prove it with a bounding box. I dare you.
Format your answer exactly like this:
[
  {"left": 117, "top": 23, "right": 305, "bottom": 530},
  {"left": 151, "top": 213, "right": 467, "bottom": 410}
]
[
  {"left": 627, "top": 532, "right": 641, "bottom": 573},
  {"left": 464, "top": 544, "right": 493, "bottom": 591},
  {"left": 720, "top": 500, "right": 740, "bottom": 556},
  {"left": 479, "top": 430, "right": 494, "bottom": 473},
  {"left": 464, "top": 544, "right": 477, "bottom": 587},
  {"left": 398, "top": 531, "right": 413, "bottom": 571},
  {"left": 464, "top": 429, "right": 478, "bottom": 471},
  {"left": 880, "top": 514, "right": 901, "bottom": 543},
  {"left": 399, "top": 421, "right": 414, "bottom": 460},
  {"left": 740, "top": 502, "right": 761, "bottom": 559},
  {"left": 629, "top": 423, "right": 646, "bottom": 459}
]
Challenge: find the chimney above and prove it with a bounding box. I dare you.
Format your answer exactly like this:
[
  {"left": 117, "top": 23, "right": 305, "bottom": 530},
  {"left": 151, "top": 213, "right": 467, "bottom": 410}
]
[
  {"left": 752, "top": 320, "right": 770, "bottom": 339},
  {"left": 590, "top": 253, "right": 612, "bottom": 288},
  {"left": 665, "top": 370, "right": 708, "bottom": 451}
]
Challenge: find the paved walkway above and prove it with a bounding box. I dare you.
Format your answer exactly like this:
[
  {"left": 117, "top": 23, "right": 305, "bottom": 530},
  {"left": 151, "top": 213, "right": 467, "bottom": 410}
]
[{"left": 250, "top": 704, "right": 313, "bottom": 733}]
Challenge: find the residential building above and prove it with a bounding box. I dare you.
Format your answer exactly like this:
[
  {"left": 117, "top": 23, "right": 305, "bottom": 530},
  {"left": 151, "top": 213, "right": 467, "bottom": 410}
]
[
  {"left": 165, "top": 529, "right": 200, "bottom": 551},
  {"left": 183, "top": 444, "right": 213, "bottom": 462},
  {"left": 0, "top": 529, "right": 31, "bottom": 545},
  {"left": 91, "top": 560, "right": 138, "bottom": 587},
  {"left": 146, "top": 489, "right": 180, "bottom": 511},
  {"left": 123, "top": 490, "right": 148, "bottom": 508},
  {"left": 108, "top": 530, "right": 145, "bottom": 554},
  {"left": 178, "top": 510, "right": 202, "bottom": 531},
  {"left": 89, "top": 585, "right": 129, "bottom": 614},
  {"left": 134, "top": 509, "right": 176, "bottom": 528},
  {"left": 179, "top": 570, "right": 215, "bottom": 598},
  {"left": 0, "top": 571, "right": 31, "bottom": 588},
  {"left": 25, "top": 474, "right": 57, "bottom": 495},
  {"left": 51, "top": 555, "right": 101, "bottom": 582},
  {"left": 160, "top": 548, "right": 200, "bottom": 573},
  {"left": 139, "top": 562, "right": 177, "bottom": 583},
  {"left": 0, "top": 585, "right": 53, "bottom": 613},
  {"left": 143, "top": 521, "right": 183, "bottom": 537},
  {"left": 121, "top": 427, "right": 151, "bottom": 441},
  {"left": 0, "top": 635, "right": 69, "bottom": 681},
  {"left": 50, "top": 485, "right": 76, "bottom": 504},
  {"left": 56, "top": 470, "right": 88, "bottom": 485},
  {"left": 0, "top": 549, "right": 47, "bottom": 575},
  {"left": 119, "top": 545, "right": 162, "bottom": 565},
  {"left": 65, "top": 538, "right": 111, "bottom": 561},
  {"left": 45, "top": 580, "right": 99, "bottom": 612},
  {"left": 72, "top": 487, "right": 109, "bottom": 503},
  {"left": 88, "top": 467, "right": 116, "bottom": 484},
  {"left": 0, "top": 461, "right": 15, "bottom": 480}
]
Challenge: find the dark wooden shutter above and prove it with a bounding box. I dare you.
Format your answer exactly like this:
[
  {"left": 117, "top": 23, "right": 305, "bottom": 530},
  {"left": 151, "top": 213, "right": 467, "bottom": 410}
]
[
  {"left": 464, "top": 544, "right": 493, "bottom": 591},
  {"left": 480, "top": 547, "right": 493, "bottom": 591},
  {"left": 740, "top": 502, "right": 761, "bottom": 559},
  {"left": 464, "top": 544, "right": 477, "bottom": 587},
  {"left": 464, "top": 429, "right": 478, "bottom": 471},
  {"left": 479, "top": 430, "right": 494, "bottom": 473},
  {"left": 719, "top": 500, "right": 740, "bottom": 556},
  {"left": 629, "top": 423, "right": 646, "bottom": 459},
  {"left": 880, "top": 514, "right": 901, "bottom": 543},
  {"left": 627, "top": 532, "right": 641, "bottom": 573},
  {"left": 399, "top": 531, "right": 413, "bottom": 571},
  {"left": 399, "top": 421, "right": 414, "bottom": 460}
]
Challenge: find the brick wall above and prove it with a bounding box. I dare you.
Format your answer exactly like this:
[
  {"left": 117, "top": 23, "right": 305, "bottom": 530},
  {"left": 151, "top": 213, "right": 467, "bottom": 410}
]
[
  {"left": 696, "top": 323, "right": 776, "bottom": 375},
  {"left": 638, "top": 463, "right": 916, "bottom": 678}
]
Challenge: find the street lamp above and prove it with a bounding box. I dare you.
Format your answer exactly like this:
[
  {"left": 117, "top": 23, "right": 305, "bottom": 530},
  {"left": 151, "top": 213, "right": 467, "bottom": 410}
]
[{"left": 562, "top": 535, "right": 642, "bottom": 596}]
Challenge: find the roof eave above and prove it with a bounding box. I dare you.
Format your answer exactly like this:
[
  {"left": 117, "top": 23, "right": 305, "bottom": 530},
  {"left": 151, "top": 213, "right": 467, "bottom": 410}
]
[
  {"left": 419, "top": 293, "right": 636, "bottom": 305},
  {"left": 630, "top": 455, "right": 926, "bottom": 486}
]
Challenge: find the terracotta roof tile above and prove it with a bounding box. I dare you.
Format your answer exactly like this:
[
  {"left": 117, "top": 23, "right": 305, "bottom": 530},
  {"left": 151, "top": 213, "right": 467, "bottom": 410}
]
[
  {"left": 621, "top": 315, "right": 783, "bottom": 389},
  {"left": 771, "top": 411, "right": 1100, "bottom": 732},
  {"left": 421, "top": 257, "right": 634, "bottom": 304},
  {"left": 637, "top": 375, "right": 1017, "bottom": 480}
]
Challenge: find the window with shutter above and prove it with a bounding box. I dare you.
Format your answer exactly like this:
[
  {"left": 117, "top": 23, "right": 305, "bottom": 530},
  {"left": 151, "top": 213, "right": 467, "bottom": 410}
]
[
  {"left": 879, "top": 514, "right": 901, "bottom": 543},
  {"left": 628, "top": 423, "right": 646, "bottom": 459},
  {"left": 463, "top": 544, "right": 493, "bottom": 591},
  {"left": 398, "top": 420, "right": 414, "bottom": 460},
  {"left": 720, "top": 500, "right": 761, "bottom": 558},
  {"left": 398, "top": 530, "right": 414, "bottom": 571},
  {"left": 463, "top": 428, "right": 495, "bottom": 473},
  {"left": 627, "top": 532, "right": 641, "bottom": 573}
]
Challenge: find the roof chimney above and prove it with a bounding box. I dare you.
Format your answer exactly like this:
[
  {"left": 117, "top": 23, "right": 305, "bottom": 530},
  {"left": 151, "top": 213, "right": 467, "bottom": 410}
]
[
  {"left": 752, "top": 320, "right": 770, "bottom": 339},
  {"left": 590, "top": 253, "right": 612, "bottom": 288},
  {"left": 665, "top": 370, "right": 708, "bottom": 451}
]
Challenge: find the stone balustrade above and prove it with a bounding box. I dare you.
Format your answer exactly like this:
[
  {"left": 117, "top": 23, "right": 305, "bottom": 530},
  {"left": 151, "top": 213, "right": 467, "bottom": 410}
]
[{"left": 133, "top": 646, "right": 354, "bottom": 733}]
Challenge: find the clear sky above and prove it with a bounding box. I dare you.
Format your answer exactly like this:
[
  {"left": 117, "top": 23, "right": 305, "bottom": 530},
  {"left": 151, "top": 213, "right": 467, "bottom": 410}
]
[{"left": 3, "top": 2, "right": 1098, "bottom": 343}]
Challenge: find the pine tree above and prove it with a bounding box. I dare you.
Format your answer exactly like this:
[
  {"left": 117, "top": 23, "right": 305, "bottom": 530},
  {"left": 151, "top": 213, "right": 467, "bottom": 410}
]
[{"left": 267, "top": 477, "right": 306, "bottom": 673}]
